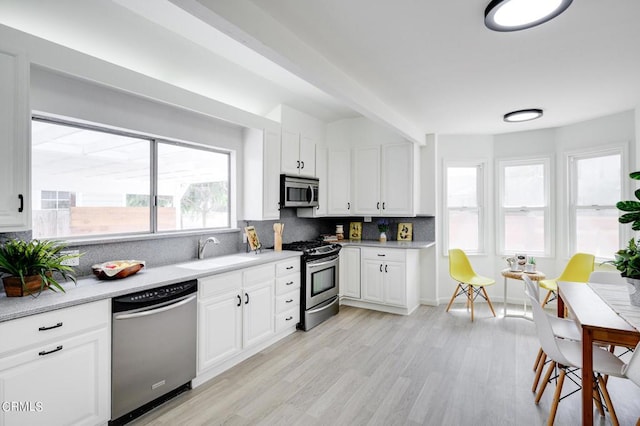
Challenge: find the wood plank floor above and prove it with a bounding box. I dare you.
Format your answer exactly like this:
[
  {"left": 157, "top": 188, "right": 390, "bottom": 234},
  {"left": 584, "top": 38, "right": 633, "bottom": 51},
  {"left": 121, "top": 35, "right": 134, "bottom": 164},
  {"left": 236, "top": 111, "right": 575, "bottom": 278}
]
[{"left": 131, "top": 304, "right": 640, "bottom": 425}]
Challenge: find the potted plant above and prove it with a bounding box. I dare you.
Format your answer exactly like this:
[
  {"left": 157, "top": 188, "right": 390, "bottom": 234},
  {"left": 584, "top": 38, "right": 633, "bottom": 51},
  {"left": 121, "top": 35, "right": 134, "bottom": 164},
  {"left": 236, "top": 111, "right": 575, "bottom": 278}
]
[
  {"left": 526, "top": 257, "right": 536, "bottom": 272},
  {"left": 0, "top": 239, "right": 80, "bottom": 297},
  {"left": 377, "top": 219, "right": 390, "bottom": 242},
  {"left": 611, "top": 171, "right": 640, "bottom": 305}
]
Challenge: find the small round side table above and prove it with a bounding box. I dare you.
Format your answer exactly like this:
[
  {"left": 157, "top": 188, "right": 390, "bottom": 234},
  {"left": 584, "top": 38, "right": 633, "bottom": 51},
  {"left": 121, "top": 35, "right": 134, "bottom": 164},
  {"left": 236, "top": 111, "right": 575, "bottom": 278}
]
[{"left": 501, "top": 268, "right": 546, "bottom": 319}]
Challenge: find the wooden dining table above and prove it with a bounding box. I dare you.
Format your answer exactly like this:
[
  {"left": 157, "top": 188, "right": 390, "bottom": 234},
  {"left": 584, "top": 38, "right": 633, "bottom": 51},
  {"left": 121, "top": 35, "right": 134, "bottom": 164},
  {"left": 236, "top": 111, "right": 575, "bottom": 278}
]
[{"left": 557, "top": 281, "right": 640, "bottom": 425}]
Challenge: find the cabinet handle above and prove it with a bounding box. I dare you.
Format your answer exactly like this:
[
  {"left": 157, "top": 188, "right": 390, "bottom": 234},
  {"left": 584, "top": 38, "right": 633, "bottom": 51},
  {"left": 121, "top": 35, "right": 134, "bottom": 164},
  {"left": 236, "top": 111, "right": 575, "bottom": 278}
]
[
  {"left": 377, "top": 202, "right": 380, "bottom": 209},
  {"left": 286, "top": 266, "right": 294, "bottom": 270},
  {"left": 301, "top": 161, "right": 305, "bottom": 169},
  {"left": 237, "top": 294, "right": 242, "bottom": 307},
  {"left": 38, "top": 322, "right": 63, "bottom": 331},
  {"left": 286, "top": 281, "right": 295, "bottom": 286},
  {"left": 379, "top": 264, "right": 383, "bottom": 272},
  {"left": 297, "top": 160, "right": 300, "bottom": 169},
  {"left": 385, "top": 265, "right": 388, "bottom": 273},
  {"left": 347, "top": 202, "right": 350, "bottom": 210},
  {"left": 285, "top": 316, "right": 293, "bottom": 321},
  {"left": 286, "top": 299, "right": 294, "bottom": 303},
  {"left": 382, "top": 202, "right": 385, "bottom": 210},
  {"left": 18, "top": 194, "right": 24, "bottom": 213},
  {"left": 245, "top": 293, "right": 249, "bottom": 304},
  {"left": 39, "top": 345, "right": 63, "bottom": 356},
  {"left": 377, "top": 254, "right": 386, "bottom": 257}
]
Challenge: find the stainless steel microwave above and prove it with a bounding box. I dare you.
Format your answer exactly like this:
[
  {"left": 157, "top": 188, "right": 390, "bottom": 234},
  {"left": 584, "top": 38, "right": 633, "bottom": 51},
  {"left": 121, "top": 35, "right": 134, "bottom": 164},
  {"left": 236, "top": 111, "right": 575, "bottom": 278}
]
[{"left": 280, "top": 175, "right": 319, "bottom": 208}]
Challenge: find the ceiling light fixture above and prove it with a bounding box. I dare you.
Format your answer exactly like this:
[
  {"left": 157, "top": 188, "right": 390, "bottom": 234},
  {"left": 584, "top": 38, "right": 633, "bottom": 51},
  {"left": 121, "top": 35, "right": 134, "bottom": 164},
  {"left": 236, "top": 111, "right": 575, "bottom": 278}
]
[
  {"left": 484, "top": 0, "right": 573, "bottom": 32},
  {"left": 504, "top": 108, "right": 543, "bottom": 122}
]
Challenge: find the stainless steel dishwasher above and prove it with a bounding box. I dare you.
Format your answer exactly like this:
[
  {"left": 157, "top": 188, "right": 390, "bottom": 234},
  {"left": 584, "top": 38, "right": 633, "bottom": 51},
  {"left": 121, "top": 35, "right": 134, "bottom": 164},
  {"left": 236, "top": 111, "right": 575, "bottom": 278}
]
[{"left": 110, "top": 280, "right": 197, "bottom": 425}]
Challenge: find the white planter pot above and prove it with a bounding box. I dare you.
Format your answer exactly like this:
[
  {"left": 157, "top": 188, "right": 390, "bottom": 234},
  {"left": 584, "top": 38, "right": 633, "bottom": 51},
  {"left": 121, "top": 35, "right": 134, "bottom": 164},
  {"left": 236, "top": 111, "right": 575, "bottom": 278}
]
[{"left": 626, "top": 278, "right": 640, "bottom": 307}]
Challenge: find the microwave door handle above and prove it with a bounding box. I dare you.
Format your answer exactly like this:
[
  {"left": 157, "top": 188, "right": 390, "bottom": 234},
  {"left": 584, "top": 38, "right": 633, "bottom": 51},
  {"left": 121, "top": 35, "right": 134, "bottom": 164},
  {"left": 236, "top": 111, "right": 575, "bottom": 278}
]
[{"left": 306, "top": 185, "right": 313, "bottom": 204}]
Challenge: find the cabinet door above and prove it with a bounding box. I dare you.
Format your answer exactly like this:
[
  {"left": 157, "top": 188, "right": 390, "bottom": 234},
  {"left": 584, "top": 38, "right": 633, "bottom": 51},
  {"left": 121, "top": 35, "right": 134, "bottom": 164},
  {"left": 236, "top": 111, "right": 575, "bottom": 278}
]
[
  {"left": 198, "top": 291, "right": 242, "bottom": 372},
  {"left": 263, "top": 129, "right": 282, "bottom": 219},
  {"left": 0, "top": 47, "right": 29, "bottom": 230},
  {"left": 281, "top": 129, "right": 301, "bottom": 175},
  {"left": 0, "top": 327, "right": 110, "bottom": 426},
  {"left": 340, "top": 247, "right": 361, "bottom": 299},
  {"left": 298, "top": 134, "right": 316, "bottom": 177},
  {"left": 352, "top": 146, "right": 381, "bottom": 215},
  {"left": 381, "top": 143, "right": 414, "bottom": 216},
  {"left": 383, "top": 261, "right": 407, "bottom": 306},
  {"left": 243, "top": 281, "right": 275, "bottom": 348},
  {"left": 327, "top": 149, "right": 352, "bottom": 215},
  {"left": 361, "top": 258, "right": 384, "bottom": 303}
]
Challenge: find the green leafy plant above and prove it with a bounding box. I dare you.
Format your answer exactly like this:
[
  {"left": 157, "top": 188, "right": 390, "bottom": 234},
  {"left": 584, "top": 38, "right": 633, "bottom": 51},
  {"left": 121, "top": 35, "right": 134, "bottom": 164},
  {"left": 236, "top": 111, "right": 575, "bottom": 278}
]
[
  {"left": 528, "top": 257, "right": 536, "bottom": 265},
  {"left": 0, "top": 239, "right": 81, "bottom": 293},
  {"left": 610, "top": 171, "right": 640, "bottom": 279},
  {"left": 617, "top": 171, "right": 640, "bottom": 231},
  {"left": 377, "top": 219, "right": 390, "bottom": 233}
]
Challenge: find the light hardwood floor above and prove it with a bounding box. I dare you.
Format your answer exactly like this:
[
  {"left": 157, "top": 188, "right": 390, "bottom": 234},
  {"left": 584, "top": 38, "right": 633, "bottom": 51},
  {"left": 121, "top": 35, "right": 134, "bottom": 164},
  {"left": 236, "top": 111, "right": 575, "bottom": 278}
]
[{"left": 131, "top": 303, "right": 640, "bottom": 425}]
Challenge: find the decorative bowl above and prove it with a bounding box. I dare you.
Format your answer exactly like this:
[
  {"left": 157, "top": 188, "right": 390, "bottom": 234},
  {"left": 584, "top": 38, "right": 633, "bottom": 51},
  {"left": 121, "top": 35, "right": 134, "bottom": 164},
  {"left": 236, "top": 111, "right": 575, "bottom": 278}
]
[{"left": 92, "top": 260, "right": 145, "bottom": 280}]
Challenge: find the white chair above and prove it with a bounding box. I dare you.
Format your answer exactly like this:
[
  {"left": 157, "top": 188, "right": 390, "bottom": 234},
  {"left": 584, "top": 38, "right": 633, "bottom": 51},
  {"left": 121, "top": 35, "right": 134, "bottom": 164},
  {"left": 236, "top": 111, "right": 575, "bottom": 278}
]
[
  {"left": 588, "top": 270, "right": 626, "bottom": 286},
  {"left": 526, "top": 290, "right": 625, "bottom": 425},
  {"left": 522, "top": 275, "right": 581, "bottom": 393}
]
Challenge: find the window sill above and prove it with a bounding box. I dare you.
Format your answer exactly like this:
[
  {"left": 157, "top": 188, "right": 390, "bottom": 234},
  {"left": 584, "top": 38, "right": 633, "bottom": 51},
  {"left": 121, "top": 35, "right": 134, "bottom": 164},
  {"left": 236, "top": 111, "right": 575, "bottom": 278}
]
[{"left": 63, "top": 228, "right": 241, "bottom": 247}]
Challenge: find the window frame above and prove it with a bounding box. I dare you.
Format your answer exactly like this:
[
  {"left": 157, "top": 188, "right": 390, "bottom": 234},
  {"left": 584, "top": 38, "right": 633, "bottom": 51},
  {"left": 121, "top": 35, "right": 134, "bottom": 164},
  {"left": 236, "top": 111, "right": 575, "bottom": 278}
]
[
  {"left": 31, "top": 115, "right": 234, "bottom": 240},
  {"left": 566, "top": 144, "right": 627, "bottom": 260},
  {"left": 443, "top": 160, "right": 488, "bottom": 256},
  {"left": 497, "top": 157, "right": 552, "bottom": 257}
]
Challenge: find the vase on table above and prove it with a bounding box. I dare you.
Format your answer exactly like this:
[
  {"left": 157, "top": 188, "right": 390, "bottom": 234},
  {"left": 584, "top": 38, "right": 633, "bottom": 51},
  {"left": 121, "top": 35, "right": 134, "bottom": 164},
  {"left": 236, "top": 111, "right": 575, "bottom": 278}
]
[
  {"left": 379, "top": 232, "right": 387, "bottom": 242},
  {"left": 626, "top": 278, "right": 640, "bottom": 307}
]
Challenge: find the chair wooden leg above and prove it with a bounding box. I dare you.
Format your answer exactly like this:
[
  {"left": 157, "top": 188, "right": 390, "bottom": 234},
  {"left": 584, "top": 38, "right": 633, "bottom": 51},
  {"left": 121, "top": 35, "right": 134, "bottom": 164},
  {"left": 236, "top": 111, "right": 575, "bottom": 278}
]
[
  {"left": 542, "top": 290, "right": 553, "bottom": 307},
  {"left": 547, "top": 368, "right": 566, "bottom": 426},
  {"left": 536, "top": 361, "right": 556, "bottom": 403},
  {"left": 532, "top": 351, "right": 547, "bottom": 393},
  {"left": 598, "top": 375, "right": 619, "bottom": 426},
  {"left": 446, "top": 284, "right": 462, "bottom": 312},
  {"left": 533, "top": 347, "right": 544, "bottom": 372},
  {"left": 593, "top": 383, "right": 605, "bottom": 417},
  {"left": 481, "top": 286, "right": 496, "bottom": 317}
]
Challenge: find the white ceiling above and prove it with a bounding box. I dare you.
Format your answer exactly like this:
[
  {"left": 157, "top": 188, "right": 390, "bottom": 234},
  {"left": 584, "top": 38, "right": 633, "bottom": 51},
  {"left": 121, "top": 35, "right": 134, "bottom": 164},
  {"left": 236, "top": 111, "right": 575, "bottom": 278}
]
[{"left": 1, "top": 0, "right": 640, "bottom": 141}]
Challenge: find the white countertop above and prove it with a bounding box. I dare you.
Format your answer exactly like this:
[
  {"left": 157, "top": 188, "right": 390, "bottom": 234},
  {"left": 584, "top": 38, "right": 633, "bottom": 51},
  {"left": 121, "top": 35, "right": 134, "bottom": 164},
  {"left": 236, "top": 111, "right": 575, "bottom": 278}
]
[
  {"left": 337, "top": 240, "right": 435, "bottom": 249},
  {"left": 0, "top": 250, "right": 301, "bottom": 323}
]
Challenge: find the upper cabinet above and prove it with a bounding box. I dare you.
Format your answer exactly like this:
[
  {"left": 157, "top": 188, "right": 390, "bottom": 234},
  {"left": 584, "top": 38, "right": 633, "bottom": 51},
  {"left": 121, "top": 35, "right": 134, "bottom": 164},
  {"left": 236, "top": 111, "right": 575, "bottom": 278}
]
[
  {"left": 243, "top": 128, "right": 281, "bottom": 220},
  {"left": 352, "top": 143, "right": 415, "bottom": 217},
  {"left": 281, "top": 128, "right": 316, "bottom": 177},
  {"left": 0, "top": 46, "right": 30, "bottom": 231},
  {"left": 327, "top": 149, "right": 352, "bottom": 216}
]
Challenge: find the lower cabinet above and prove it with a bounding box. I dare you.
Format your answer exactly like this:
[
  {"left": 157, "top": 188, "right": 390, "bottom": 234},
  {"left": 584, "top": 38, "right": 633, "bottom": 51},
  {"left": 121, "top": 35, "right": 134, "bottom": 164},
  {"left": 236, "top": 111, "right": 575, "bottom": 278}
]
[
  {"left": 0, "top": 300, "right": 110, "bottom": 426},
  {"left": 340, "top": 246, "right": 361, "bottom": 299},
  {"left": 341, "top": 247, "right": 420, "bottom": 315}
]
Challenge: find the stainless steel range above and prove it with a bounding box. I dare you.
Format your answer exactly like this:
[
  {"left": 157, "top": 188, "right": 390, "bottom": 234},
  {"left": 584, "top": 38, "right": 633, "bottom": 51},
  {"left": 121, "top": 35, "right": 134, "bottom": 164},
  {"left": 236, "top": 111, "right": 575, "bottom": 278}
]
[{"left": 282, "top": 241, "right": 341, "bottom": 331}]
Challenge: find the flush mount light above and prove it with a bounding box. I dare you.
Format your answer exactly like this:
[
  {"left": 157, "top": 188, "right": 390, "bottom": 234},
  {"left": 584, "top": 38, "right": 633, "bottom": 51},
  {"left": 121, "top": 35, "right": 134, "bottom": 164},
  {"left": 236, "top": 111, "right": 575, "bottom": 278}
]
[
  {"left": 504, "top": 108, "right": 543, "bottom": 122},
  {"left": 485, "top": 0, "right": 573, "bottom": 32}
]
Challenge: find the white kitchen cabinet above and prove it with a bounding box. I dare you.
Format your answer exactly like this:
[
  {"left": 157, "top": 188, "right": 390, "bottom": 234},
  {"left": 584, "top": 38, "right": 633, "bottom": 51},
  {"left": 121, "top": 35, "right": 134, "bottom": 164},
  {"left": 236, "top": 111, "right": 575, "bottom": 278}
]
[
  {"left": 0, "top": 300, "right": 110, "bottom": 426},
  {"left": 274, "top": 257, "right": 301, "bottom": 332},
  {"left": 352, "top": 143, "right": 415, "bottom": 216},
  {"left": 198, "top": 264, "right": 275, "bottom": 374},
  {"left": 339, "top": 246, "right": 361, "bottom": 299},
  {"left": 340, "top": 247, "right": 419, "bottom": 315},
  {"left": 0, "top": 45, "right": 30, "bottom": 231},
  {"left": 327, "top": 148, "right": 352, "bottom": 216},
  {"left": 281, "top": 128, "right": 316, "bottom": 177},
  {"left": 297, "top": 146, "right": 327, "bottom": 218},
  {"left": 243, "top": 128, "right": 281, "bottom": 220}
]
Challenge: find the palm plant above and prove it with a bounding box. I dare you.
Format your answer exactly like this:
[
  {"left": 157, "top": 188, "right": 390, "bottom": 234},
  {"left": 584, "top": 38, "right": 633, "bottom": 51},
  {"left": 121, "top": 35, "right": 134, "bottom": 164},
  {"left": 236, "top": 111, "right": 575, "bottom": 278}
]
[{"left": 0, "top": 239, "right": 80, "bottom": 294}]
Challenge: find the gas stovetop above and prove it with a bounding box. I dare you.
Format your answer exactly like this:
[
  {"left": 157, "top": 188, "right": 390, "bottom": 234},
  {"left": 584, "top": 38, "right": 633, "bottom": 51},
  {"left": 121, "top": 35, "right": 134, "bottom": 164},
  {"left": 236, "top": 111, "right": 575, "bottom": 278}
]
[{"left": 281, "top": 240, "right": 341, "bottom": 257}]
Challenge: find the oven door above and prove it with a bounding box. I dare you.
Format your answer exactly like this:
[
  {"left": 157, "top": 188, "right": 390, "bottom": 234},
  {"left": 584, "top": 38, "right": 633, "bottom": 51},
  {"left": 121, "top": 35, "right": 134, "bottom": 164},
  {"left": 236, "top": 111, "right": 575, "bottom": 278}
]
[{"left": 305, "top": 254, "right": 339, "bottom": 308}]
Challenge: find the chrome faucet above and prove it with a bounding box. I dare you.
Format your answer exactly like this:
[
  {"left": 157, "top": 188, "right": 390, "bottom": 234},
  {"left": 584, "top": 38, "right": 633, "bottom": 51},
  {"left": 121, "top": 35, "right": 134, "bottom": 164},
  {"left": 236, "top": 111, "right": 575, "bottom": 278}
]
[{"left": 198, "top": 236, "right": 220, "bottom": 259}]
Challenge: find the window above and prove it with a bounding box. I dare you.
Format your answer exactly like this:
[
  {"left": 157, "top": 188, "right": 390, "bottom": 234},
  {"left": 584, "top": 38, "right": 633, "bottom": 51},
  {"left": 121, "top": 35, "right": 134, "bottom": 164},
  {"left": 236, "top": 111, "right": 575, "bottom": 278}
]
[
  {"left": 445, "top": 163, "right": 485, "bottom": 254},
  {"left": 498, "top": 158, "right": 551, "bottom": 256},
  {"left": 31, "top": 118, "right": 231, "bottom": 239},
  {"left": 568, "top": 149, "right": 623, "bottom": 259}
]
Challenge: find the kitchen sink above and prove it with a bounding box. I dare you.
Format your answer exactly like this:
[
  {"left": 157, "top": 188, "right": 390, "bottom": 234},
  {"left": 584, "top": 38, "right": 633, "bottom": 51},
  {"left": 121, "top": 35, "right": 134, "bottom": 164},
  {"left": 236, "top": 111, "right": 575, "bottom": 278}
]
[{"left": 176, "top": 255, "right": 256, "bottom": 270}]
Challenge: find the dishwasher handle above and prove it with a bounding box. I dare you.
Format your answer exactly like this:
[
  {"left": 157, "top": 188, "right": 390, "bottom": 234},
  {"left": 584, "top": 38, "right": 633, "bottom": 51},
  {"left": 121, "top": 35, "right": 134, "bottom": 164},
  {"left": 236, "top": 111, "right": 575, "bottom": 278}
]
[{"left": 114, "top": 295, "right": 196, "bottom": 320}]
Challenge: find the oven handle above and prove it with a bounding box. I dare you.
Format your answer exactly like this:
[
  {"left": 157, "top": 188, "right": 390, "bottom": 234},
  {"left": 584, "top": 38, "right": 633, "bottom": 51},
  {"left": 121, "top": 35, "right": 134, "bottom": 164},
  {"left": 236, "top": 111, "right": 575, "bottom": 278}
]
[
  {"left": 114, "top": 295, "right": 196, "bottom": 320},
  {"left": 306, "top": 296, "right": 339, "bottom": 314},
  {"left": 306, "top": 255, "right": 339, "bottom": 269}
]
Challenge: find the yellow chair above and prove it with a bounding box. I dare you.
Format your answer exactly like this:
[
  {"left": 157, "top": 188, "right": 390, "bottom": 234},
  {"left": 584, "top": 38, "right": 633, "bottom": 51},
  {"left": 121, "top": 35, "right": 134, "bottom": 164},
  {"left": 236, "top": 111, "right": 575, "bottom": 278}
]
[
  {"left": 538, "top": 253, "right": 595, "bottom": 306},
  {"left": 446, "top": 249, "right": 496, "bottom": 321}
]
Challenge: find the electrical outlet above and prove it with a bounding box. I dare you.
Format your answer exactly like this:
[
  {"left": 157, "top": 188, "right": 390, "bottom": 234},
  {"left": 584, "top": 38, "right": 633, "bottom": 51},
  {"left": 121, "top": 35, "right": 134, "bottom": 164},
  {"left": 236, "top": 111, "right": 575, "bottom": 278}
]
[
  {"left": 364, "top": 216, "right": 372, "bottom": 222},
  {"left": 60, "top": 250, "right": 80, "bottom": 266}
]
